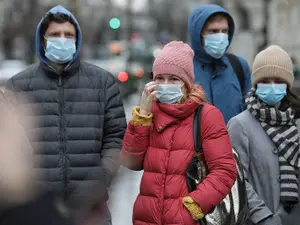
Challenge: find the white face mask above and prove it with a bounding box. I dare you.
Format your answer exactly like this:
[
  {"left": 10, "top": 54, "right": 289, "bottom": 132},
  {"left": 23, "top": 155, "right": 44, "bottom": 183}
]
[
  {"left": 44, "top": 37, "right": 76, "bottom": 64},
  {"left": 255, "top": 83, "right": 287, "bottom": 105},
  {"left": 203, "top": 33, "right": 229, "bottom": 58},
  {"left": 155, "top": 84, "right": 183, "bottom": 104}
]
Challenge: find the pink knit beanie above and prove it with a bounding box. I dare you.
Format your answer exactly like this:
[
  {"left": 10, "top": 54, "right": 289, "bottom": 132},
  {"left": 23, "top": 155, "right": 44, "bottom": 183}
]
[{"left": 152, "top": 41, "right": 195, "bottom": 89}]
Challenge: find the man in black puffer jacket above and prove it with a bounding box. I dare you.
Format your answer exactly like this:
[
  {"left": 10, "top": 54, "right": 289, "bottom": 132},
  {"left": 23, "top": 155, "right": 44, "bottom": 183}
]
[{"left": 4, "top": 5, "right": 127, "bottom": 225}]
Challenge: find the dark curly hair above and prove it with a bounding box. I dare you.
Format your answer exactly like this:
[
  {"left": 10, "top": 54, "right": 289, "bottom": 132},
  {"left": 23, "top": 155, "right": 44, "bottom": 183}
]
[{"left": 40, "top": 12, "right": 77, "bottom": 40}]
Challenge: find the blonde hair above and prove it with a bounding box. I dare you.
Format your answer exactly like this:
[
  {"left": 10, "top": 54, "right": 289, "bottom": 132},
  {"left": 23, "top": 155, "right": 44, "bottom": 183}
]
[{"left": 186, "top": 84, "right": 207, "bottom": 104}]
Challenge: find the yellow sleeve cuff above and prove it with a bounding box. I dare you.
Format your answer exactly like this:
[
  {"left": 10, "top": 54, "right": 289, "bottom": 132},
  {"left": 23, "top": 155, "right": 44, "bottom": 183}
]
[
  {"left": 182, "top": 196, "right": 204, "bottom": 220},
  {"left": 131, "top": 106, "right": 153, "bottom": 126}
]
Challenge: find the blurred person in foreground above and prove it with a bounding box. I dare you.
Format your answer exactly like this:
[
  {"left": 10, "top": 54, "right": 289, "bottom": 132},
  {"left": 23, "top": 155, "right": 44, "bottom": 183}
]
[
  {"left": 120, "top": 41, "right": 237, "bottom": 225},
  {"left": 4, "top": 5, "right": 126, "bottom": 225},
  {"left": 188, "top": 4, "right": 251, "bottom": 123},
  {"left": 0, "top": 91, "right": 73, "bottom": 225},
  {"left": 228, "top": 45, "right": 300, "bottom": 225}
]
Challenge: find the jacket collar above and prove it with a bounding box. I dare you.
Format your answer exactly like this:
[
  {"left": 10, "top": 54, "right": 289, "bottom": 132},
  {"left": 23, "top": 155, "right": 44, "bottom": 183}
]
[
  {"left": 39, "top": 58, "right": 80, "bottom": 78},
  {"left": 152, "top": 99, "right": 200, "bottom": 132},
  {"left": 195, "top": 54, "right": 228, "bottom": 69}
]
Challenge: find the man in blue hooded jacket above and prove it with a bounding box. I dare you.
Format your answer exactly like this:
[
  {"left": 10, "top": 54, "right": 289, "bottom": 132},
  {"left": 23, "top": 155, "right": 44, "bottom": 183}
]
[
  {"left": 4, "top": 5, "right": 126, "bottom": 225},
  {"left": 188, "top": 4, "right": 251, "bottom": 123}
]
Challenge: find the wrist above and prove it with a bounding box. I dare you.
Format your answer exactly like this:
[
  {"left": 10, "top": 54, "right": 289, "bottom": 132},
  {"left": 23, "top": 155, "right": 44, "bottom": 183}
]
[{"left": 140, "top": 107, "right": 150, "bottom": 116}]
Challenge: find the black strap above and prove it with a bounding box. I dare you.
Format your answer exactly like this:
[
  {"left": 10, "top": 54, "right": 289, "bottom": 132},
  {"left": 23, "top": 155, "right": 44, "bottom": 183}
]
[
  {"left": 235, "top": 154, "right": 247, "bottom": 208},
  {"left": 226, "top": 53, "right": 245, "bottom": 92},
  {"left": 235, "top": 153, "right": 250, "bottom": 223},
  {"left": 193, "top": 105, "right": 204, "bottom": 154}
]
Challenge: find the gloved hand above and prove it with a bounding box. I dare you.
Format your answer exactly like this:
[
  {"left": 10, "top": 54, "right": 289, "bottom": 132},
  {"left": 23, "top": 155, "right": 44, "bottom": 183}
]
[{"left": 182, "top": 196, "right": 204, "bottom": 221}]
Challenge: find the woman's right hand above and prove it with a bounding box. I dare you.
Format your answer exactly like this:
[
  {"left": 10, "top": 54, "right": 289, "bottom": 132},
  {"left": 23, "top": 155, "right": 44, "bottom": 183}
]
[{"left": 140, "top": 81, "right": 158, "bottom": 115}]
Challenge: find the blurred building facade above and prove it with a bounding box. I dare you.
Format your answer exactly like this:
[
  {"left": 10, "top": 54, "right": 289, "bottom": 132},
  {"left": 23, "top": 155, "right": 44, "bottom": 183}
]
[{"left": 0, "top": 0, "right": 299, "bottom": 67}]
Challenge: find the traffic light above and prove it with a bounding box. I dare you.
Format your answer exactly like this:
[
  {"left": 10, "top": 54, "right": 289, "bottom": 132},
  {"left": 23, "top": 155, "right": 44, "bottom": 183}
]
[{"left": 109, "top": 17, "right": 121, "bottom": 30}]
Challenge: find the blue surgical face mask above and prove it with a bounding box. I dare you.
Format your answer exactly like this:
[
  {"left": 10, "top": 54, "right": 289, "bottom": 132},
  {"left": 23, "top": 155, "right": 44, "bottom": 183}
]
[
  {"left": 203, "top": 33, "right": 229, "bottom": 59},
  {"left": 156, "top": 84, "right": 183, "bottom": 104},
  {"left": 255, "top": 83, "right": 287, "bottom": 106},
  {"left": 45, "top": 37, "right": 76, "bottom": 64}
]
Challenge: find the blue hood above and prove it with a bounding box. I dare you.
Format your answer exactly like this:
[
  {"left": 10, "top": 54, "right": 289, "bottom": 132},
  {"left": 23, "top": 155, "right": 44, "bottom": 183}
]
[
  {"left": 36, "top": 5, "right": 82, "bottom": 66},
  {"left": 188, "top": 4, "right": 235, "bottom": 62}
]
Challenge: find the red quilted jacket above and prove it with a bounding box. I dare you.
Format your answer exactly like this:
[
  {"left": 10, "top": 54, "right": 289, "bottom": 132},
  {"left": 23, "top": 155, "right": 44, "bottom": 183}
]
[{"left": 121, "top": 99, "right": 237, "bottom": 225}]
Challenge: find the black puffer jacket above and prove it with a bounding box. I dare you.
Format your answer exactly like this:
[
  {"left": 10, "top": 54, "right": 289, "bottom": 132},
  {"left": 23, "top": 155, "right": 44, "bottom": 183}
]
[{"left": 4, "top": 59, "right": 127, "bottom": 208}]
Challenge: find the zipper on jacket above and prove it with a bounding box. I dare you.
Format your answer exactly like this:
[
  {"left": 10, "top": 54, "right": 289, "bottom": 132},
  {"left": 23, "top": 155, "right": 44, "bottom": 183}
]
[
  {"left": 161, "top": 127, "right": 178, "bottom": 224},
  {"left": 58, "top": 75, "right": 67, "bottom": 199},
  {"left": 210, "top": 64, "right": 216, "bottom": 105},
  {"left": 58, "top": 75, "right": 62, "bottom": 86},
  {"left": 210, "top": 82, "right": 214, "bottom": 105}
]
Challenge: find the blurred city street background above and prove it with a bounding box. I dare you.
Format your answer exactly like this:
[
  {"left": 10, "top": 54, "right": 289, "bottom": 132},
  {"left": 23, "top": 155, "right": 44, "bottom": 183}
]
[
  {"left": 1, "top": 0, "right": 300, "bottom": 224},
  {"left": 108, "top": 93, "right": 142, "bottom": 225}
]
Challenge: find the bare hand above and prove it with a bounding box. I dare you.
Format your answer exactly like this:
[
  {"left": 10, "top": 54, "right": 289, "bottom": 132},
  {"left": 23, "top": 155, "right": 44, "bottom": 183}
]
[{"left": 140, "top": 81, "right": 158, "bottom": 115}]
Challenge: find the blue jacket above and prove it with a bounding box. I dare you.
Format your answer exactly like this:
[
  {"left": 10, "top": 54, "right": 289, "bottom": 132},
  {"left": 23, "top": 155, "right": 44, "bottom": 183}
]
[{"left": 188, "top": 4, "right": 251, "bottom": 123}]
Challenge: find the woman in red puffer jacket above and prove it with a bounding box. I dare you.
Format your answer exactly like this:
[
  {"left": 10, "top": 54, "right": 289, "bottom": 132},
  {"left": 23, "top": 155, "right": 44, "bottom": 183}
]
[{"left": 120, "top": 41, "right": 237, "bottom": 225}]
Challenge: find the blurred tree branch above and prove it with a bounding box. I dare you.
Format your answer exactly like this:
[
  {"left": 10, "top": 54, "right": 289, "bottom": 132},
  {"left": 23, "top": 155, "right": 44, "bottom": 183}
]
[
  {"left": 212, "top": 0, "right": 224, "bottom": 7},
  {"left": 24, "top": 0, "right": 40, "bottom": 64},
  {"left": 233, "top": 0, "right": 250, "bottom": 31},
  {"left": 1, "top": 1, "right": 19, "bottom": 60},
  {"left": 1, "top": 0, "right": 41, "bottom": 63},
  {"left": 147, "top": 0, "right": 188, "bottom": 42},
  {"left": 258, "top": 0, "right": 271, "bottom": 52}
]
